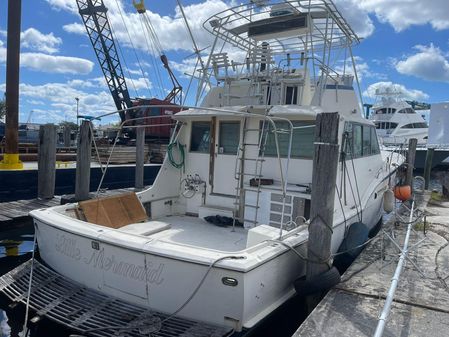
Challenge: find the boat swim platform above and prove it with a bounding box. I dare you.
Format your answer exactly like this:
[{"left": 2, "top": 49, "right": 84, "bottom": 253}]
[
  {"left": 293, "top": 192, "right": 449, "bottom": 337},
  {"left": 0, "top": 260, "right": 233, "bottom": 337}
]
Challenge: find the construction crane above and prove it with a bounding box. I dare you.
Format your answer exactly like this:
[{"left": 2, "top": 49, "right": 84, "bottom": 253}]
[
  {"left": 133, "top": 0, "right": 182, "bottom": 105},
  {"left": 76, "top": 0, "right": 182, "bottom": 127},
  {"left": 76, "top": 0, "right": 132, "bottom": 122}
]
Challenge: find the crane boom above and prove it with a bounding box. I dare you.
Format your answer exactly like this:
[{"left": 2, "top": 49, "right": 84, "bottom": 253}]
[{"left": 76, "top": 0, "right": 132, "bottom": 122}]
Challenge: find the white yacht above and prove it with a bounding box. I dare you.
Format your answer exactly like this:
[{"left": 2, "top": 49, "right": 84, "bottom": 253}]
[
  {"left": 30, "top": 1, "right": 403, "bottom": 334},
  {"left": 370, "top": 88, "right": 428, "bottom": 146}
]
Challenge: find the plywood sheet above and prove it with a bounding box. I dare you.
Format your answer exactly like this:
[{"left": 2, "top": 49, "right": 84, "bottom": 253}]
[{"left": 78, "top": 192, "right": 147, "bottom": 228}]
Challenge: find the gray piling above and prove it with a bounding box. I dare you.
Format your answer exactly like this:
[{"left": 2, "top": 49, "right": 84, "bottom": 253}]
[
  {"left": 405, "top": 138, "right": 418, "bottom": 190},
  {"left": 75, "top": 120, "right": 92, "bottom": 201},
  {"left": 38, "top": 124, "right": 57, "bottom": 199},
  {"left": 306, "top": 112, "right": 340, "bottom": 308},
  {"left": 423, "top": 147, "right": 434, "bottom": 190}
]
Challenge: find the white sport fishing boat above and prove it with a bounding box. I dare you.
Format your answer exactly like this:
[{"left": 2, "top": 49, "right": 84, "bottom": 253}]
[
  {"left": 370, "top": 87, "right": 449, "bottom": 169},
  {"left": 31, "top": 0, "right": 403, "bottom": 334},
  {"left": 370, "top": 87, "right": 428, "bottom": 146}
]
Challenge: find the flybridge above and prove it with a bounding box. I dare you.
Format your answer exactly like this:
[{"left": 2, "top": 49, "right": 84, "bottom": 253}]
[
  {"left": 203, "top": 0, "right": 359, "bottom": 55},
  {"left": 193, "top": 0, "right": 363, "bottom": 108}
]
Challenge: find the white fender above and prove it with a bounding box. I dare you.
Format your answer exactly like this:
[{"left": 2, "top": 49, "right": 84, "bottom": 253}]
[{"left": 383, "top": 189, "right": 395, "bottom": 213}]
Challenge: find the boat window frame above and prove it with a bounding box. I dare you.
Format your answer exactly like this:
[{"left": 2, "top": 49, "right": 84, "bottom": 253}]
[
  {"left": 261, "top": 119, "right": 315, "bottom": 159},
  {"left": 343, "top": 122, "right": 380, "bottom": 159},
  {"left": 190, "top": 121, "right": 212, "bottom": 153},
  {"left": 218, "top": 120, "right": 241, "bottom": 155},
  {"left": 285, "top": 85, "right": 298, "bottom": 105}
]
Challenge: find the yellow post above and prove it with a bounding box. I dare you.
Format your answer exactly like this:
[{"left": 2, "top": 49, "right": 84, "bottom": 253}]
[{"left": 0, "top": 153, "right": 23, "bottom": 170}]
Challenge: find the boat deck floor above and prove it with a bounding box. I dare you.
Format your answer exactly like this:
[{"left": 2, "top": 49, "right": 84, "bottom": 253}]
[{"left": 150, "top": 215, "right": 248, "bottom": 252}]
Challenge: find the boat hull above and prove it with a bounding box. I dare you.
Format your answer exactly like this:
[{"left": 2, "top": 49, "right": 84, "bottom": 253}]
[
  {"left": 33, "top": 189, "right": 384, "bottom": 331},
  {"left": 34, "top": 218, "right": 308, "bottom": 331}
]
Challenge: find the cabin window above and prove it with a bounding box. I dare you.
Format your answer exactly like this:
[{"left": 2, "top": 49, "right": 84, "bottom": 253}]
[
  {"left": 398, "top": 108, "right": 414, "bottom": 114},
  {"left": 401, "top": 122, "right": 427, "bottom": 129},
  {"left": 371, "top": 127, "right": 380, "bottom": 155},
  {"left": 190, "top": 121, "right": 211, "bottom": 153},
  {"left": 262, "top": 120, "right": 315, "bottom": 159},
  {"left": 285, "top": 86, "right": 298, "bottom": 105},
  {"left": 389, "top": 122, "right": 398, "bottom": 129},
  {"left": 352, "top": 124, "right": 363, "bottom": 157},
  {"left": 362, "top": 125, "right": 372, "bottom": 156},
  {"left": 219, "top": 121, "right": 240, "bottom": 154},
  {"left": 414, "top": 122, "right": 427, "bottom": 128},
  {"left": 344, "top": 122, "right": 379, "bottom": 158}
]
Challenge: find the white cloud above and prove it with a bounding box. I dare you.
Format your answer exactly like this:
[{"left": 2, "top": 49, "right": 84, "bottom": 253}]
[
  {"left": 67, "top": 78, "right": 106, "bottom": 89},
  {"left": 63, "top": 23, "right": 85, "bottom": 35},
  {"left": 26, "top": 99, "right": 46, "bottom": 105},
  {"left": 53, "top": 0, "right": 231, "bottom": 54},
  {"left": 0, "top": 31, "right": 94, "bottom": 75},
  {"left": 125, "top": 77, "right": 152, "bottom": 91},
  {"left": 395, "top": 44, "right": 449, "bottom": 82},
  {"left": 45, "top": 0, "right": 78, "bottom": 13},
  {"left": 21, "top": 28, "right": 62, "bottom": 54},
  {"left": 334, "top": 0, "right": 375, "bottom": 38},
  {"left": 363, "top": 81, "right": 429, "bottom": 101},
  {"left": 0, "top": 81, "right": 118, "bottom": 123},
  {"left": 359, "top": 0, "right": 449, "bottom": 32},
  {"left": 335, "top": 56, "right": 386, "bottom": 81},
  {"left": 0, "top": 41, "right": 5, "bottom": 62},
  {"left": 20, "top": 53, "right": 94, "bottom": 75}
]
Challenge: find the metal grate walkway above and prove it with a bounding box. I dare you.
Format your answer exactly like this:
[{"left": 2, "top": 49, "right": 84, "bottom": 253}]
[{"left": 0, "top": 260, "right": 233, "bottom": 337}]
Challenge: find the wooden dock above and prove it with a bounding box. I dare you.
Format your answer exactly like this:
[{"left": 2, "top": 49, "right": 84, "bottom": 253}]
[
  {"left": 0, "top": 197, "right": 61, "bottom": 223},
  {"left": 293, "top": 192, "right": 449, "bottom": 337},
  {"left": 0, "top": 188, "right": 137, "bottom": 225}
]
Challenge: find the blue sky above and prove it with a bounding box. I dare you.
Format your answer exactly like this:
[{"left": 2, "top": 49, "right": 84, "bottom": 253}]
[{"left": 1, "top": 0, "right": 449, "bottom": 125}]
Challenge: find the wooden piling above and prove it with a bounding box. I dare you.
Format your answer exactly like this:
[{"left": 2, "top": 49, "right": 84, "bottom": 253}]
[
  {"left": 424, "top": 148, "right": 434, "bottom": 190},
  {"left": 405, "top": 138, "right": 418, "bottom": 190},
  {"left": 38, "top": 124, "right": 57, "bottom": 199},
  {"left": 75, "top": 120, "right": 92, "bottom": 201},
  {"left": 135, "top": 126, "right": 145, "bottom": 190},
  {"left": 63, "top": 126, "right": 71, "bottom": 147},
  {"left": 0, "top": 0, "right": 23, "bottom": 169},
  {"left": 306, "top": 112, "right": 340, "bottom": 306}
]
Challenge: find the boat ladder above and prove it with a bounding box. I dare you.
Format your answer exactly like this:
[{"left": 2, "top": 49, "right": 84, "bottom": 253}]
[
  {"left": 232, "top": 112, "right": 293, "bottom": 230},
  {"left": 232, "top": 116, "right": 268, "bottom": 228}
]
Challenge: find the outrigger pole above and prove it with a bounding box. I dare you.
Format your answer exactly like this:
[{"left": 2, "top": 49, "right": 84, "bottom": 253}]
[{"left": 0, "top": 0, "right": 23, "bottom": 170}]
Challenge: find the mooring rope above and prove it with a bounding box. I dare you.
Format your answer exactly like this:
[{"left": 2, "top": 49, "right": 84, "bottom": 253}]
[{"left": 22, "top": 233, "right": 37, "bottom": 336}]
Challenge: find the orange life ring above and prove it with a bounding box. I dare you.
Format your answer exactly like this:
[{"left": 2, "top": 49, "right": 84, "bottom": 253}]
[{"left": 393, "top": 185, "right": 412, "bottom": 201}]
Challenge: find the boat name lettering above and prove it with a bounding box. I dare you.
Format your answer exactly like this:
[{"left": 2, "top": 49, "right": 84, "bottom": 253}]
[
  {"left": 84, "top": 248, "right": 165, "bottom": 285},
  {"left": 55, "top": 234, "right": 81, "bottom": 261}
]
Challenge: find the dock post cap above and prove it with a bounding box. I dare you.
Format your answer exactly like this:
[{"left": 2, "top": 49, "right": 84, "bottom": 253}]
[{"left": 0, "top": 153, "right": 23, "bottom": 170}]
